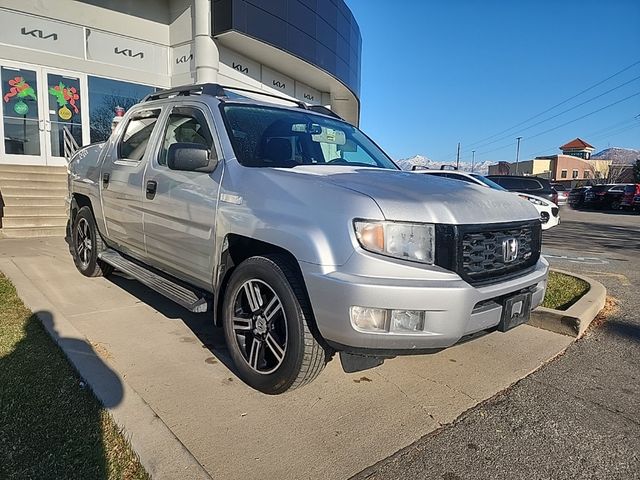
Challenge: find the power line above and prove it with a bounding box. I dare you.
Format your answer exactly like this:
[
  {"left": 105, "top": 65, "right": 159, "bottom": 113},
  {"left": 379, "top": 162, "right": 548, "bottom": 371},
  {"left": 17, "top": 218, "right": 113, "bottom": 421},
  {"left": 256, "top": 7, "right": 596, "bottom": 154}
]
[
  {"left": 472, "top": 91, "right": 640, "bottom": 159},
  {"left": 463, "top": 59, "right": 640, "bottom": 150},
  {"left": 463, "top": 73, "right": 640, "bottom": 153}
]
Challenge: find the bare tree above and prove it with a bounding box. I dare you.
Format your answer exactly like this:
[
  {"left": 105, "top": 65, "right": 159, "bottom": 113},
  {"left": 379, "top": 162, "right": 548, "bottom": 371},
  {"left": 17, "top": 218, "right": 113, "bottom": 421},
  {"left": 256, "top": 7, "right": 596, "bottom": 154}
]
[{"left": 89, "top": 94, "right": 139, "bottom": 143}]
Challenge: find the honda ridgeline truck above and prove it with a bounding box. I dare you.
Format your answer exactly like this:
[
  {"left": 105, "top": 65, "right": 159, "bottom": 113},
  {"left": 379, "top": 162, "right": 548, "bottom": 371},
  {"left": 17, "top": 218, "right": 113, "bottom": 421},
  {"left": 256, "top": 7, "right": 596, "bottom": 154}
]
[{"left": 67, "top": 84, "right": 548, "bottom": 394}]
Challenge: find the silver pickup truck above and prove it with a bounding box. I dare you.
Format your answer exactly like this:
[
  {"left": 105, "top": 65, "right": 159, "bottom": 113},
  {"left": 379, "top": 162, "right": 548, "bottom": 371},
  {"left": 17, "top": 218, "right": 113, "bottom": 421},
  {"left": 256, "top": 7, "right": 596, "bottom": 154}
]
[{"left": 67, "top": 84, "right": 548, "bottom": 394}]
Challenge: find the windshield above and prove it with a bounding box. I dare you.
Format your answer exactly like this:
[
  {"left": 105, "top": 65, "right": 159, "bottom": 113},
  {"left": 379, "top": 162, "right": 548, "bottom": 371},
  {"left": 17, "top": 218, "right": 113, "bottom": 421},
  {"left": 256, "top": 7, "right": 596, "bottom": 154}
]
[
  {"left": 222, "top": 104, "right": 398, "bottom": 169},
  {"left": 469, "top": 173, "right": 507, "bottom": 191}
]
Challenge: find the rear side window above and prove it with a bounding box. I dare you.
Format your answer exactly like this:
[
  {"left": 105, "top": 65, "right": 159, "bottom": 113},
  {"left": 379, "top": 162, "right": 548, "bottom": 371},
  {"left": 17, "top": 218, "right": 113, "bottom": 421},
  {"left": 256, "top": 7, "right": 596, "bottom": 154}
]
[
  {"left": 493, "top": 177, "right": 543, "bottom": 191},
  {"left": 624, "top": 185, "right": 635, "bottom": 193},
  {"left": 118, "top": 109, "right": 161, "bottom": 161}
]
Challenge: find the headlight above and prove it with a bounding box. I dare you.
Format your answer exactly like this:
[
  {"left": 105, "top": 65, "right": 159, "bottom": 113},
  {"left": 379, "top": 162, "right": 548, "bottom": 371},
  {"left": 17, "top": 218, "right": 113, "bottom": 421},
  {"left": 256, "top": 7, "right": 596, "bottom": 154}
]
[
  {"left": 519, "top": 194, "right": 546, "bottom": 206},
  {"left": 354, "top": 220, "right": 435, "bottom": 264}
]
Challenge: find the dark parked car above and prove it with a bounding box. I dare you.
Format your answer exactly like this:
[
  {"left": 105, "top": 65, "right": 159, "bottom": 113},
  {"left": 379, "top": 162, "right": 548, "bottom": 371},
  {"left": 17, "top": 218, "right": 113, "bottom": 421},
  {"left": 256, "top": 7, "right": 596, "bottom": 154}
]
[
  {"left": 568, "top": 186, "right": 591, "bottom": 208},
  {"left": 582, "top": 184, "right": 629, "bottom": 209},
  {"left": 620, "top": 184, "right": 640, "bottom": 210},
  {"left": 487, "top": 175, "right": 558, "bottom": 205}
]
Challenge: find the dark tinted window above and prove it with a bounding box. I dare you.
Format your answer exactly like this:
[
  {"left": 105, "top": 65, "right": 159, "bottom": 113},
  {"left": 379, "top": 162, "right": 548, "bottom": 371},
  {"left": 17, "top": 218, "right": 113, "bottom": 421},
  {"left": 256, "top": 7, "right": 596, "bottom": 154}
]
[
  {"left": 624, "top": 185, "right": 636, "bottom": 193},
  {"left": 492, "top": 177, "right": 544, "bottom": 191}
]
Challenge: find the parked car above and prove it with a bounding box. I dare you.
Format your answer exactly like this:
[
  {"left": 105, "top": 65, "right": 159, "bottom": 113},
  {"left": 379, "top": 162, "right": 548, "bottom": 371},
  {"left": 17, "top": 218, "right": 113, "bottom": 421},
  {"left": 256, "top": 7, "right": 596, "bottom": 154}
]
[
  {"left": 633, "top": 194, "right": 640, "bottom": 212},
  {"left": 568, "top": 186, "right": 591, "bottom": 209},
  {"left": 414, "top": 170, "right": 559, "bottom": 230},
  {"left": 620, "top": 184, "right": 640, "bottom": 210},
  {"left": 487, "top": 175, "right": 558, "bottom": 205},
  {"left": 550, "top": 183, "right": 569, "bottom": 205},
  {"left": 67, "top": 84, "right": 548, "bottom": 394},
  {"left": 583, "top": 184, "right": 630, "bottom": 209}
]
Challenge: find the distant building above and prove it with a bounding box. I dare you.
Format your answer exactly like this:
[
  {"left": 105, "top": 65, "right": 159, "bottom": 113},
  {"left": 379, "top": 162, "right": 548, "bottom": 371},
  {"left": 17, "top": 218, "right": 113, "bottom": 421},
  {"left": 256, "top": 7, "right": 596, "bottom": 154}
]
[
  {"left": 488, "top": 138, "right": 610, "bottom": 184},
  {"left": 559, "top": 138, "right": 595, "bottom": 160}
]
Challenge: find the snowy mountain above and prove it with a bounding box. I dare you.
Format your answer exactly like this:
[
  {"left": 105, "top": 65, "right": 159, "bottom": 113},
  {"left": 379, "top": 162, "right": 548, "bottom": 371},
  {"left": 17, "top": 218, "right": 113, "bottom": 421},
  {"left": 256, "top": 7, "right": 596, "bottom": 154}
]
[
  {"left": 396, "top": 155, "right": 495, "bottom": 175},
  {"left": 592, "top": 147, "right": 640, "bottom": 165}
]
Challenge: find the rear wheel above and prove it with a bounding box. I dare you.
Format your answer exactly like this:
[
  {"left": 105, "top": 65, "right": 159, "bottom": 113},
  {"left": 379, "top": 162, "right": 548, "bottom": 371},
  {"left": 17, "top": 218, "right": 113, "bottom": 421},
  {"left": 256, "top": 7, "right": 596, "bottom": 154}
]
[
  {"left": 222, "top": 255, "right": 326, "bottom": 394},
  {"left": 71, "top": 207, "right": 113, "bottom": 277}
]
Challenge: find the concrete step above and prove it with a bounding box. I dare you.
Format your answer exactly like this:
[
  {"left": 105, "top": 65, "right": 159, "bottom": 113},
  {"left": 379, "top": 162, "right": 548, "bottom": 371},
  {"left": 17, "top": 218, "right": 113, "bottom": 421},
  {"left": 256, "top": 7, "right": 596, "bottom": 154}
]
[
  {"left": 0, "top": 186, "right": 67, "bottom": 197},
  {"left": 1, "top": 215, "right": 68, "bottom": 228},
  {"left": 0, "top": 225, "right": 66, "bottom": 238},
  {"left": 0, "top": 180, "right": 68, "bottom": 190},
  {"left": 3, "top": 205, "right": 67, "bottom": 217},
  {"left": 0, "top": 171, "right": 68, "bottom": 182},
  {"left": 0, "top": 165, "right": 67, "bottom": 175},
  {"left": 0, "top": 195, "right": 66, "bottom": 207}
]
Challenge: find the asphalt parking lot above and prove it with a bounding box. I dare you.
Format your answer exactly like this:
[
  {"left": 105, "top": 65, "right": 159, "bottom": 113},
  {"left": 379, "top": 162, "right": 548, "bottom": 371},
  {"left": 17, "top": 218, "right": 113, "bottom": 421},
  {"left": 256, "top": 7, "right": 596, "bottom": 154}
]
[{"left": 357, "top": 207, "right": 640, "bottom": 480}]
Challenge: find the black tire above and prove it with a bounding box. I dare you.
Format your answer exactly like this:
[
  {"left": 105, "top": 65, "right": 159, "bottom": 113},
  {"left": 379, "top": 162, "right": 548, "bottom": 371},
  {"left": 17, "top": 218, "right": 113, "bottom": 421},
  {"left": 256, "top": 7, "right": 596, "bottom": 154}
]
[
  {"left": 222, "top": 254, "right": 326, "bottom": 394},
  {"left": 71, "top": 206, "right": 114, "bottom": 278}
]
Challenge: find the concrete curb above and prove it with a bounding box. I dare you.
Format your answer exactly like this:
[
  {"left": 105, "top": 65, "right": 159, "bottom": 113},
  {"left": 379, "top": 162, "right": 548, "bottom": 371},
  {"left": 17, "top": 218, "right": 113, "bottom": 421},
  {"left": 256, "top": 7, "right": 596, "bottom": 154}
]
[
  {"left": 530, "top": 268, "right": 606, "bottom": 338},
  {"left": 0, "top": 259, "right": 213, "bottom": 480}
]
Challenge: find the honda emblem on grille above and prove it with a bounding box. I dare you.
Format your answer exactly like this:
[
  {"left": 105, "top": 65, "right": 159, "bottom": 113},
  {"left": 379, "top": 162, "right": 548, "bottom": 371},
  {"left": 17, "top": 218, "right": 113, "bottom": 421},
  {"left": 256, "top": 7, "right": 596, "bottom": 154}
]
[{"left": 502, "top": 237, "right": 519, "bottom": 263}]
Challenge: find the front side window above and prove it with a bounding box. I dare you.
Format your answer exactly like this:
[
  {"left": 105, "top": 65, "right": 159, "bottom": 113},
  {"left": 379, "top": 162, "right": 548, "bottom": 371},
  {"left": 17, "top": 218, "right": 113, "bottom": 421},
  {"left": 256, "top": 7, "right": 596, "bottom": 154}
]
[
  {"left": 118, "top": 109, "right": 161, "bottom": 161},
  {"left": 159, "top": 107, "right": 213, "bottom": 166},
  {"left": 221, "top": 104, "right": 398, "bottom": 170}
]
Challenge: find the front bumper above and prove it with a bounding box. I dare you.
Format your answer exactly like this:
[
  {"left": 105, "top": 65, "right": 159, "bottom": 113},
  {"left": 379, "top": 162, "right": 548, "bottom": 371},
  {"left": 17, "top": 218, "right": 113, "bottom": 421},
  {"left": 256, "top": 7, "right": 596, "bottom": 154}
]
[{"left": 302, "top": 253, "right": 548, "bottom": 351}]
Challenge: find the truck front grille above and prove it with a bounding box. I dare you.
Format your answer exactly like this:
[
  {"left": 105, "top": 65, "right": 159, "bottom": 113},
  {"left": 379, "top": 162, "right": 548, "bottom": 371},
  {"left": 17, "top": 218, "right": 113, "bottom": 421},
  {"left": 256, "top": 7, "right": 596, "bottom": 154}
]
[{"left": 435, "top": 220, "right": 542, "bottom": 286}]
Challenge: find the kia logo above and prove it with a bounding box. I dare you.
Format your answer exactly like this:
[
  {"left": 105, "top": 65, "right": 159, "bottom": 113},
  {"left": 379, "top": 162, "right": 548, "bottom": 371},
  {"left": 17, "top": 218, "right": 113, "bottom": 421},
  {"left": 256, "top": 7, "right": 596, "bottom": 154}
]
[
  {"left": 114, "top": 47, "right": 144, "bottom": 59},
  {"left": 502, "top": 238, "right": 519, "bottom": 263},
  {"left": 304, "top": 93, "right": 315, "bottom": 101},
  {"left": 176, "top": 54, "right": 193, "bottom": 64},
  {"left": 21, "top": 27, "right": 58, "bottom": 41},
  {"left": 272, "top": 80, "right": 286, "bottom": 89},
  {"left": 232, "top": 62, "right": 248, "bottom": 74}
]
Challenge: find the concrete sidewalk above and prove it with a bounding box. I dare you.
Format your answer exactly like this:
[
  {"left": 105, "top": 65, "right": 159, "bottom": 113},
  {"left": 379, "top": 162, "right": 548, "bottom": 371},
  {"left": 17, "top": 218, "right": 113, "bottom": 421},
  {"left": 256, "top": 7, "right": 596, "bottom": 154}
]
[{"left": 0, "top": 237, "right": 573, "bottom": 479}]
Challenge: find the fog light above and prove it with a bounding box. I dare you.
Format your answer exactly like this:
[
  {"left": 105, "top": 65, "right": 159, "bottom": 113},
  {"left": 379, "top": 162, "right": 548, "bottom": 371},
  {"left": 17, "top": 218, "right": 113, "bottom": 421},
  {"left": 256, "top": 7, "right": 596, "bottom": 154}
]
[
  {"left": 390, "top": 310, "right": 425, "bottom": 332},
  {"left": 350, "top": 306, "right": 388, "bottom": 332}
]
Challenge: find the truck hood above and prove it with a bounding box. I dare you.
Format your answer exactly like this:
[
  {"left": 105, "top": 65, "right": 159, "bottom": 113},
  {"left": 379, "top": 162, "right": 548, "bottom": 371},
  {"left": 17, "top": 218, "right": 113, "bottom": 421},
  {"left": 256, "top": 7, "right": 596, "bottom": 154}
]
[{"left": 280, "top": 166, "right": 539, "bottom": 224}]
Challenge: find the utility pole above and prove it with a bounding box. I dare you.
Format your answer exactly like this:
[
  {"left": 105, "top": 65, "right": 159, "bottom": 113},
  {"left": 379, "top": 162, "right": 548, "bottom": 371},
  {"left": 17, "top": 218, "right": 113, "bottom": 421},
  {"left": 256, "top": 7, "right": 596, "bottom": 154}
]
[
  {"left": 471, "top": 150, "right": 476, "bottom": 173},
  {"left": 456, "top": 142, "right": 461, "bottom": 169},
  {"left": 515, "top": 136, "right": 522, "bottom": 175}
]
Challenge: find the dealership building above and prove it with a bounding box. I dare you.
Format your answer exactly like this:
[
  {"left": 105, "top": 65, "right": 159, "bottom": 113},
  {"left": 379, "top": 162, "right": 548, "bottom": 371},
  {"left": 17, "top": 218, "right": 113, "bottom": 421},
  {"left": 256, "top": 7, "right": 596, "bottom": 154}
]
[
  {"left": 0, "top": 0, "right": 361, "bottom": 167},
  {"left": 0, "top": 0, "right": 361, "bottom": 237}
]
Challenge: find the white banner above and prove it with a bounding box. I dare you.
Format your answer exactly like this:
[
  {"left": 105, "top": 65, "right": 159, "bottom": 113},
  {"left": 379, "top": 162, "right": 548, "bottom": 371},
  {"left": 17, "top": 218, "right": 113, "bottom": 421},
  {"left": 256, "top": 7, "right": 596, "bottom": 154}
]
[
  {"left": 86, "top": 29, "right": 168, "bottom": 75},
  {"left": 0, "top": 9, "right": 84, "bottom": 59}
]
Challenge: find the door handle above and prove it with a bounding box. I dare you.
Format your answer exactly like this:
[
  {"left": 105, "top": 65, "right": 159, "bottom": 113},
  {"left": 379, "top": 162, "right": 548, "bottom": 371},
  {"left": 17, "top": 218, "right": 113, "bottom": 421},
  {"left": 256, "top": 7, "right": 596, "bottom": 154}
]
[
  {"left": 44, "top": 120, "right": 51, "bottom": 132},
  {"left": 146, "top": 180, "right": 158, "bottom": 199},
  {"left": 38, "top": 119, "right": 45, "bottom": 132},
  {"left": 102, "top": 172, "right": 110, "bottom": 187}
]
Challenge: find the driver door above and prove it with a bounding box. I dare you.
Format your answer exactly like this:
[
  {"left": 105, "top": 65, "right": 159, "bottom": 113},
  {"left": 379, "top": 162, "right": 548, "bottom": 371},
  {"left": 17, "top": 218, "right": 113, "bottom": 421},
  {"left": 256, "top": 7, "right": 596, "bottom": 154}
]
[{"left": 142, "top": 103, "right": 221, "bottom": 289}]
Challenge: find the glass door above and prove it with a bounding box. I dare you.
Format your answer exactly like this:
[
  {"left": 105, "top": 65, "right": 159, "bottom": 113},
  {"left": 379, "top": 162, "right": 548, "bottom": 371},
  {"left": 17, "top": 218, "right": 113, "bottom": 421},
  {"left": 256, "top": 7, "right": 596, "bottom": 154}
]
[
  {"left": 0, "top": 61, "right": 89, "bottom": 166},
  {"left": 43, "top": 68, "right": 89, "bottom": 165},
  {"left": 0, "top": 62, "right": 46, "bottom": 165}
]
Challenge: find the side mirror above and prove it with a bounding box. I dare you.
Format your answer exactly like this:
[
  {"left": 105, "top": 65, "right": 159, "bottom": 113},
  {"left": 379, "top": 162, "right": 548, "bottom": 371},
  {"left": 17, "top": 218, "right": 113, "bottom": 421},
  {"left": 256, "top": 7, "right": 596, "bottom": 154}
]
[{"left": 167, "top": 142, "right": 218, "bottom": 173}]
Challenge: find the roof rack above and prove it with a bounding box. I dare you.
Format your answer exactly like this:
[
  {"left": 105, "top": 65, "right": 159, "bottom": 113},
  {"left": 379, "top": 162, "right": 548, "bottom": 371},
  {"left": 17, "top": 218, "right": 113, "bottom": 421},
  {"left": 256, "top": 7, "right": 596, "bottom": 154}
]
[{"left": 142, "top": 83, "right": 343, "bottom": 120}]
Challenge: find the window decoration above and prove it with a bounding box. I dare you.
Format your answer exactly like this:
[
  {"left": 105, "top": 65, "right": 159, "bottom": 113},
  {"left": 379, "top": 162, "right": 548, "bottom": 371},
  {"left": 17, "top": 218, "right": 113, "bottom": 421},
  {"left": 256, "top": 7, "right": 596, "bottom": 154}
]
[
  {"left": 3, "top": 76, "right": 37, "bottom": 115},
  {"left": 48, "top": 82, "right": 79, "bottom": 120}
]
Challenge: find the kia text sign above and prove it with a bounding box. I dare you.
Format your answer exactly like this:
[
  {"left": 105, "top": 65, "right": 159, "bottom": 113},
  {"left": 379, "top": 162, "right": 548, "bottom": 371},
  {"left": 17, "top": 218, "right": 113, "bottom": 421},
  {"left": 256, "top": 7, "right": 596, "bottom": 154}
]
[
  {"left": 295, "top": 82, "right": 321, "bottom": 105},
  {"left": 0, "top": 9, "right": 84, "bottom": 58},
  {"left": 261, "top": 66, "right": 295, "bottom": 97},
  {"left": 86, "top": 29, "right": 167, "bottom": 74},
  {"left": 171, "top": 43, "right": 194, "bottom": 76},
  {"left": 219, "top": 47, "right": 261, "bottom": 84}
]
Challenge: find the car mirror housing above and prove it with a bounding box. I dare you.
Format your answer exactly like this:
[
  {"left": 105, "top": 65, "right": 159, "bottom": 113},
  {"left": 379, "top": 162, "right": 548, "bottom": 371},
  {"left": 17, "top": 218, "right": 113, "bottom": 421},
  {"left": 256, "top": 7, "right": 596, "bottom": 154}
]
[{"left": 167, "top": 142, "right": 218, "bottom": 173}]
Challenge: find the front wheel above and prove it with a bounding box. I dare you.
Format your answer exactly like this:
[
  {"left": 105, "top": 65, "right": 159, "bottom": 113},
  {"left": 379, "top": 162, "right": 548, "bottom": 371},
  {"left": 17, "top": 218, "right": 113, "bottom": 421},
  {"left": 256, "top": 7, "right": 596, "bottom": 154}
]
[
  {"left": 71, "top": 207, "right": 113, "bottom": 277},
  {"left": 222, "top": 255, "right": 326, "bottom": 394}
]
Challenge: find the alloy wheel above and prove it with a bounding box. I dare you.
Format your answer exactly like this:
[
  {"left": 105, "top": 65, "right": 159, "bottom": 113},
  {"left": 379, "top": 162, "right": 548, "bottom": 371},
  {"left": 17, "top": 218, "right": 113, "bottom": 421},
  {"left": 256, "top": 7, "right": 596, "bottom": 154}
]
[
  {"left": 231, "top": 279, "right": 288, "bottom": 374},
  {"left": 75, "top": 218, "right": 92, "bottom": 268}
]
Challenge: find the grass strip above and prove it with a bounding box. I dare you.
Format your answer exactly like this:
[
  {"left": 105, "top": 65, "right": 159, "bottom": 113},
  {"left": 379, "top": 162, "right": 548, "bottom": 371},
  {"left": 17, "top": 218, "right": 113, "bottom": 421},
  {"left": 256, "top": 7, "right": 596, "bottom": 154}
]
[
  {"left": 542, "top": 271, "right": 590, "bottom": 311},
  {"left": 0, "top": 272, "right": 149, "bottom": 480}
]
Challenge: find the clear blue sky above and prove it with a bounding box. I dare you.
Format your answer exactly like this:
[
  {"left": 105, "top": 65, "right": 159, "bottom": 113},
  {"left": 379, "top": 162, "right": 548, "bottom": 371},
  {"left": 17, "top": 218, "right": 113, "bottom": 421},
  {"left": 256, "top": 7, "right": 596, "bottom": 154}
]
[{"left": 346, "top": 0, "right": 640, "bottom": 163}]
